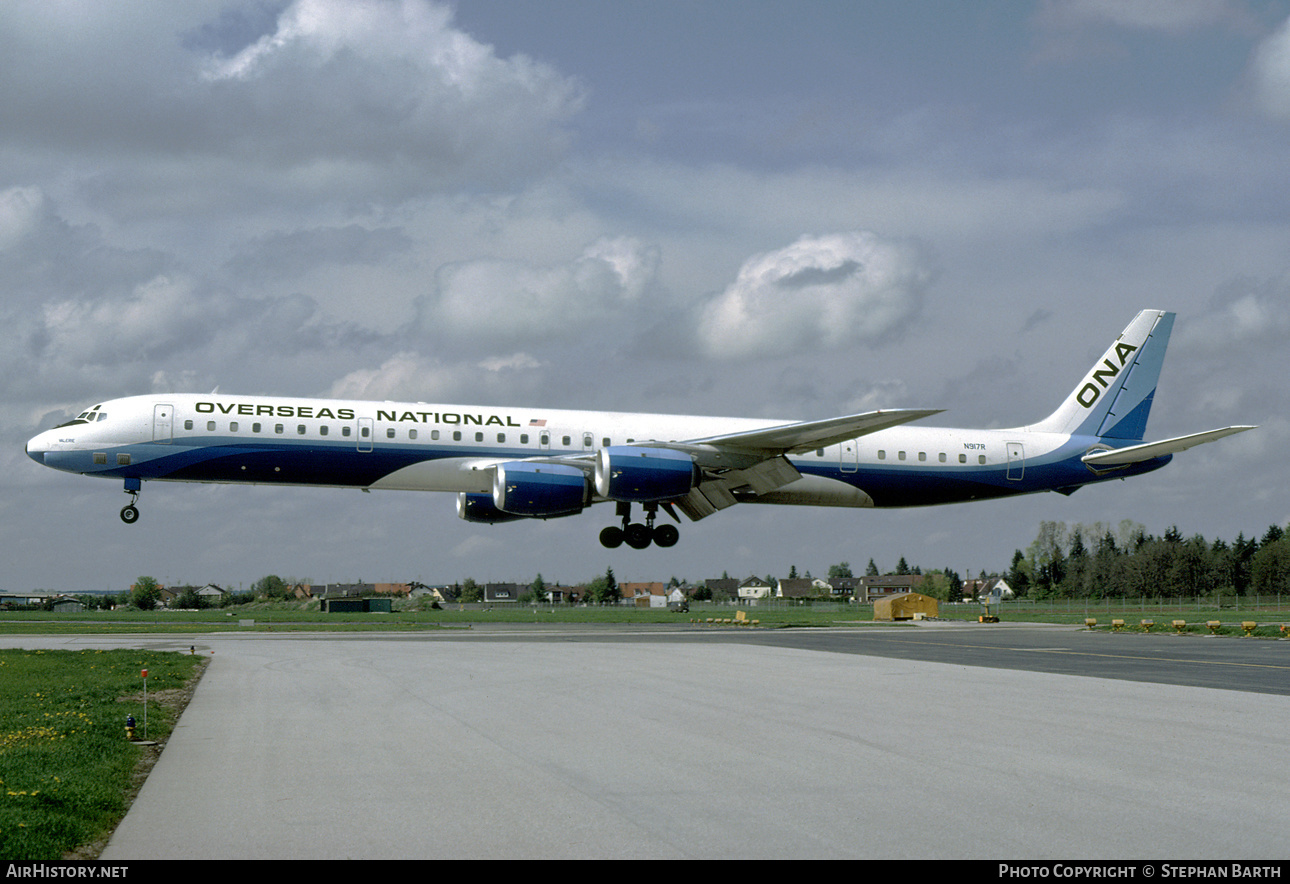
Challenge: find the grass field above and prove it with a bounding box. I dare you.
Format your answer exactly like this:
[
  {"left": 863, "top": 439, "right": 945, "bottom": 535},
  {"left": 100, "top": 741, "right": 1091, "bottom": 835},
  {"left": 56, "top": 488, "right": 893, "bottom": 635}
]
[{"left": 0, "top": 649, "right": 206, "bottom": 860}]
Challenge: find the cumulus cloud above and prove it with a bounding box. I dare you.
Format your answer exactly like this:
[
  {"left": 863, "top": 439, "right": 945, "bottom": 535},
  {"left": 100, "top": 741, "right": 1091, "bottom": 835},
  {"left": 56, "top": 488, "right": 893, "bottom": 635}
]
[
  {"left": 428, "top": 236, "right": 662, "bottom": 341},
  {"left": 196, "top": 0, "right": 584, "bottom": 191},
  {"left": 0, "top": 1, "right": 583, "bottom": 206},
  {"left": 694, "top": 232, "right": 931, "bottom": 360}
]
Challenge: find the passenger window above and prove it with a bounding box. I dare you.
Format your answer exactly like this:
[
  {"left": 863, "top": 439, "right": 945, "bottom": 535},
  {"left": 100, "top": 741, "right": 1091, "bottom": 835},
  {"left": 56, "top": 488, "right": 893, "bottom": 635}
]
[
  {"left": 959, "top": 453, "right": 967, "bottom": 464},
  {"left": 297, "top": 425, "right": 306, "bottom": 435},
  {"left": 230, "top": 422, "right": 239, "bottom": 432},
  {"left": 276, "top": 424, "right": 284, "bottom": 435},
  {"left": 320, "top": 426, "right": 328, "bottom": 436},
  {"left": 409, "top": 429, "right": 417, "bottom": 440},
  {"left": 583, "top": 433, "right": 593, "bottom": 447},
  {"left": 878, "top": 450, "right": 886, "bottom": 460},
  {"left": 252, "top": 423, "right": 261, "bottom": 433},
  {"left": 475, "top": 432, "right": 484, "bottom": 442},
  {"left": 453, "top": 431, "right": 462, "bottom": 441},
  {"left": 562, "top": 436, "right": 572, "bottom": 446},
  {"left": 898, "top": 451, "right": 906, "bottom": 461},
  {"left": 497, "top": 433, "right": 505, "bottom": 443},
  {"left": 386, "top": 428, "right": 395, "bottom": 439},
  {"left": 979, "top": 455, "right": 987, "bottom": 465},
  {"left": 184, "top": 420, "right": 193, "bottom": 430},
  {"left": 207, "top": 421, "right": 216, "bottom": 431},
  {"left": 603, "top": 437, "right": 611, "bottom": 448},
  {"left": 342, "top": 426, "right": 351, "bottom": 437},
  {"left": 939, "top": 453, "right": 946, "bottom": 463},
  {"left": 918, "top": 452, "right": 926, "bottom": 461},
  {"left": 431, "top": 430, "right": 439, "bottom": 440}
]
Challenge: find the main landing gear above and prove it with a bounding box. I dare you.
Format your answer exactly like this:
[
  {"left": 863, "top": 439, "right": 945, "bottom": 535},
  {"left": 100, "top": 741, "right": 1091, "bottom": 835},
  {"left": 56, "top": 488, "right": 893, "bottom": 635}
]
[
  {"left": 599, "top": 502, "right": 680, "bottom": 549},
  {"left": 120, "top": 478, "right": 141, "bottom": 525}
]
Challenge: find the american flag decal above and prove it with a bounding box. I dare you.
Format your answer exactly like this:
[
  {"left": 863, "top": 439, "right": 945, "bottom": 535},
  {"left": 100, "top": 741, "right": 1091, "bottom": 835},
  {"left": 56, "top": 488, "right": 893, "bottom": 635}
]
[{"left": 529, "top": 419, "right": 546, "bottom": 426}]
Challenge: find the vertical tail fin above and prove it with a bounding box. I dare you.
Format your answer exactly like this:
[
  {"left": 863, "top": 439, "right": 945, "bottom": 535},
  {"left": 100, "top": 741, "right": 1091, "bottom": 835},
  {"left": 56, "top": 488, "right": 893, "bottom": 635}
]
[{"left": 1030, "top": 310, "right": 1174, "bottom": 441}]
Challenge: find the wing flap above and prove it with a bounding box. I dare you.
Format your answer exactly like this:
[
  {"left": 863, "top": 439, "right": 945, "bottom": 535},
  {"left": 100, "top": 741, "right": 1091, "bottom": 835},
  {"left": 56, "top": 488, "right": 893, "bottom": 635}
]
[{"left": 1081, "top": 426, "right": 1255, "bottom": 467}]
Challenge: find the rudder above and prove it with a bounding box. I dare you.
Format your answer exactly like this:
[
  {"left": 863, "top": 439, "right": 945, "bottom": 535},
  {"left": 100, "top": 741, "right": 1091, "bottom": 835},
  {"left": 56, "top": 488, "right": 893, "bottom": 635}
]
[{"left": 1029, "top": 310, "right": 1174, "bottom": 441}]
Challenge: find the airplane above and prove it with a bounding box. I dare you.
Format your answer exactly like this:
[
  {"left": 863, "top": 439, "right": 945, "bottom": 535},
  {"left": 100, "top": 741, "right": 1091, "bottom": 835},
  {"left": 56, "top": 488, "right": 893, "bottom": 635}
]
[{"left": 25, "top": 309, "right": 1254, "bottom": 549}]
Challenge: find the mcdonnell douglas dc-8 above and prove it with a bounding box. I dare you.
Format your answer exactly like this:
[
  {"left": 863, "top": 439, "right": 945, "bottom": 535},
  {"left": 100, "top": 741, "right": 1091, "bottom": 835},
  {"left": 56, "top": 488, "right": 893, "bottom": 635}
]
[{"left": 26, "top": 310, "right": 1253, "bottom": 549}]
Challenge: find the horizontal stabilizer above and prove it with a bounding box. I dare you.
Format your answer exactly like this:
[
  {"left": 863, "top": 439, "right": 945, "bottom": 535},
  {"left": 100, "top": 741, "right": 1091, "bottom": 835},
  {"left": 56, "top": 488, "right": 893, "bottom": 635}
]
[
  {"left": 689, "top": 408, "right": 942, "bottom": 455},
  {"left": 1081, "top": 426, "right": 1256, "bottom": 467}
]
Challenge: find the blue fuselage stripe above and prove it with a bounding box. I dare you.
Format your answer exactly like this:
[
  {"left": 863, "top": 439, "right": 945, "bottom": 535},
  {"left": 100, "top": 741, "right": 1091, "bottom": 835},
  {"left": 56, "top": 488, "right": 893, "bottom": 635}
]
[{"left": 65, "top": 434, "right": 1170, "bottom": 506}]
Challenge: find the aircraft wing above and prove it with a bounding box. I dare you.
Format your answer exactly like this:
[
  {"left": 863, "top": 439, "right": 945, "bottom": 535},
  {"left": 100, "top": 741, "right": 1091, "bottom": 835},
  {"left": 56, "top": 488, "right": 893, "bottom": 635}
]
[
  {"left": 685, "top": 408, "right": 943, "bottom": 455},
  {"left": 658, "top": 408, "right": 941, "bottom": 521},
  {"left": 1081, "top": 426, "right": 1256, "bottom": 467}
]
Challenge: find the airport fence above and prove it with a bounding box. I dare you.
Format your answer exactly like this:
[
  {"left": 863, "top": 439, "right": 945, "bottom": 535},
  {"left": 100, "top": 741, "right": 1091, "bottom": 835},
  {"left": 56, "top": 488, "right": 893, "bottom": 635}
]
[{"left": 713, "top": 594, "right": 1290, "bottom": 620}]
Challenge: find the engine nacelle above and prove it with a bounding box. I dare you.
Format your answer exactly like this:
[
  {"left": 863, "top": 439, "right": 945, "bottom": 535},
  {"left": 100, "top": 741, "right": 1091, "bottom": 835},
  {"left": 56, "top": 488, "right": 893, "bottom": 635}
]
[
  {"left": 456, "top": 492, "right": 528, "bottom": 524},
  {"left": 595, "top": 445, "right": 700, "bottom": 502},
  {"left": 493, "top": 462, "right": 590, "bottom": 517}
]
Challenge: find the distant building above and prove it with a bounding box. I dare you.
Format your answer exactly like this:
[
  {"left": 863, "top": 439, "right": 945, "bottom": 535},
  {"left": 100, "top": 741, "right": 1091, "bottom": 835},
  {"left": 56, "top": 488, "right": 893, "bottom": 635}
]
[
  {"left": 776, "top": 577, "right": 832, "bottom": 599},
  {"left": 483, "top": 583, "right": 522, "bottom": 603},
  {"left": 197, "top": 584, "right": 227, "bottom": 604},
  {"left": 620, "top": 582, "right": 666, "bottom": 607},
  {"left": 969, "top": 578, "right": 1013, "bottom": 601},
  {"left": 827, "top": 577, "right": 862, "bottom": 600},
  {"left": 858, "top": 574, "right": 924, "bottom": 603},
  {"left": 738, "top": 576, "right": 774, "bottom": 602}
]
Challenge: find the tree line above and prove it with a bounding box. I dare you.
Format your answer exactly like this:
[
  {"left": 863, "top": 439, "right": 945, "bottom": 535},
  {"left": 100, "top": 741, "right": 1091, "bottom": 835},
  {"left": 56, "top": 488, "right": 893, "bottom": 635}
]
[{"left": 1006, "top": 520, "right": 1290, "bottom": 599}]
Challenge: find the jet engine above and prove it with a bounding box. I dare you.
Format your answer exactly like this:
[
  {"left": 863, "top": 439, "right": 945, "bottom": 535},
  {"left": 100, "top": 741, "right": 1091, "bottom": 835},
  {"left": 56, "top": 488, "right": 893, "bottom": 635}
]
[
  {"left": 493, "top": 461, "right": 590, "bottom": 517},
  {"left": 456, "top": 492, "right": 528, "bottom": 524},
  {"left": 594, "top": 445, "right": 699, "bottom": 502}
]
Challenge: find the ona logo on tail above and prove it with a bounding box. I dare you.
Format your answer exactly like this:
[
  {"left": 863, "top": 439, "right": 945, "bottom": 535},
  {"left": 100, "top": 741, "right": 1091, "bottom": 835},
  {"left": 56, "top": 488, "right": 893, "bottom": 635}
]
[{"left": 1076, "top": 342, "right": 1138, "bottom": 409}]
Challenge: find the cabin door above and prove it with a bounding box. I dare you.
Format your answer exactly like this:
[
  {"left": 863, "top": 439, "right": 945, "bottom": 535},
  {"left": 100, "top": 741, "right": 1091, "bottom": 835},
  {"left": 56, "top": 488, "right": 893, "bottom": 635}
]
[
  {"left": 1006, "top": 442, "right": 1025, "bottom": 481},
  {"left": 153, "top": 404, "right": 173, "bottom": 444},
  {"left": 840, "top": 440, "right": 859, "bottom": 473}
]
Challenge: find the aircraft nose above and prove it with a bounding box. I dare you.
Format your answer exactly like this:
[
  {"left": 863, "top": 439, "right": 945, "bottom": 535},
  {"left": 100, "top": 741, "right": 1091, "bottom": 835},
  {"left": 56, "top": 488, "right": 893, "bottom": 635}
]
[{"left": 26, "top": 433, "right": 47, "bottom": 465}]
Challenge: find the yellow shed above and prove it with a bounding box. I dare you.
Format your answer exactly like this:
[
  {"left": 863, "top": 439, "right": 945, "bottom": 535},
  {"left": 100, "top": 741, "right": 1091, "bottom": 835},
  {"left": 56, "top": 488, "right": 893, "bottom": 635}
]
[{"left": 873, "top": 592, "right": 939, "bottom": 621}]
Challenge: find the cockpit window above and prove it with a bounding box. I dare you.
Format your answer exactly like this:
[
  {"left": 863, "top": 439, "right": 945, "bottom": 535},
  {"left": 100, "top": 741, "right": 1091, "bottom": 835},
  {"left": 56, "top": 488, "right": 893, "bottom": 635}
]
[{"left": 57, "top": 404, "right": 105, "bottom": 428}]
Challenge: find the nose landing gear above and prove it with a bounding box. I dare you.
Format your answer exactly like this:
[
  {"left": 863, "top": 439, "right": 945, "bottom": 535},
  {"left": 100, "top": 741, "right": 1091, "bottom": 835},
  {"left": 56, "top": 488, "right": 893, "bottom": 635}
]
[
  {"left": 598, "top": 502, "right": 680, "bottom": 549},
  {"left": 120, "top": 478, "right": 141, "bottom": 524}
]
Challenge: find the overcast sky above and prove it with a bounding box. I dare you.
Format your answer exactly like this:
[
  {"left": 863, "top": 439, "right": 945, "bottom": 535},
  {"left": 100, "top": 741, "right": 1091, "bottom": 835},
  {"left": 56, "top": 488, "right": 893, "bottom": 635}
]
[{"left": 4, "top": 0, "right": 1289, "bottom": 593}]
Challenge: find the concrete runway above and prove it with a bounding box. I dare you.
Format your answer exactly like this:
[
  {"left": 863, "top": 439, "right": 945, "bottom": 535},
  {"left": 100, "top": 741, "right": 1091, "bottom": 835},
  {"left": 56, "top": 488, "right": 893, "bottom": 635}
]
[{"left": 5, "top": 625, "right": 1288, "bottom": 859}]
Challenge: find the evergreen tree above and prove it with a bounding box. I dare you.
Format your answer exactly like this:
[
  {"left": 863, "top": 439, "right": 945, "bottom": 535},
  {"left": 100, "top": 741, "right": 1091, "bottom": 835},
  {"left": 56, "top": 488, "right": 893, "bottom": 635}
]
[
  {"left": 1007, "top": 549, "right": 1031, "bottom": 597},
  {"left": 1251, "top": 537, "right": 1290, "bottom": 594}
]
